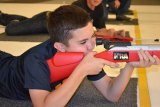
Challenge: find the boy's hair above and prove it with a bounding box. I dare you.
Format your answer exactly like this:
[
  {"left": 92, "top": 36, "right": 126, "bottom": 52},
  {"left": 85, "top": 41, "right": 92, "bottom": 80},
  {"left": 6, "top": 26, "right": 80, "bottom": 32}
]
[{"left": 47, "top": 5, "right": 91, "bottom": 46}]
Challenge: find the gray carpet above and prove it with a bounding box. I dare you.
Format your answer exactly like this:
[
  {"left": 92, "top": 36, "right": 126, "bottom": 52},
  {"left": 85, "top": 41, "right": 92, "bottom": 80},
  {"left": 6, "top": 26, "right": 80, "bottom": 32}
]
[{"left": 0, "top": 78, "right": 137, "bottom": 107}]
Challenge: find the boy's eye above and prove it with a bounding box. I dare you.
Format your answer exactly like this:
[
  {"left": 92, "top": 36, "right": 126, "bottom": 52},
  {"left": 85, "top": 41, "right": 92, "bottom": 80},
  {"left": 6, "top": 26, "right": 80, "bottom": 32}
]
[
  {"left": 80, "top": 41, "right": 86, "bottom": 44},
  {"left": 91, "top": 35, "right": 95, "bottom": 38},
  {"left": 92, "top": 32, "right": 96, "bottom": 38}
]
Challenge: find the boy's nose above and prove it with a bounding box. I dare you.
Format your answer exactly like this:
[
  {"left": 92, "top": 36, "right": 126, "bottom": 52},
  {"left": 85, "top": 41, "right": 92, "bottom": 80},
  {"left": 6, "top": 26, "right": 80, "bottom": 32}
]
[{"left": 87, "top": 39, "right": 96, "bottom": 50}]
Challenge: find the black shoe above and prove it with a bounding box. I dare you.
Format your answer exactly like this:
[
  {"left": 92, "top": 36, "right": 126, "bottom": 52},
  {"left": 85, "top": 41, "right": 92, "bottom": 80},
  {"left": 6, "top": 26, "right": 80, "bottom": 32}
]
[
  {"left": 116, "top": 15, "right": 132, "bottom": 21},
  {"left": 125, "top": 10, "right": 134, "bottom": 15},
  {"left": 0, "top": 10, "right": 6, "bottom": 26}
]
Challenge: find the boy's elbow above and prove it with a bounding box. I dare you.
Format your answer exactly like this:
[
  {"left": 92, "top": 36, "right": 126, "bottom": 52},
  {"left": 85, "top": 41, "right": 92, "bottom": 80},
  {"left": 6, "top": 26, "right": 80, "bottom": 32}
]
[
  {"left": 109, "top": 97, "right": 120, "bottom": 103},
  {"left": 105, "top": 96, "right": 120, "bottom": 103}
]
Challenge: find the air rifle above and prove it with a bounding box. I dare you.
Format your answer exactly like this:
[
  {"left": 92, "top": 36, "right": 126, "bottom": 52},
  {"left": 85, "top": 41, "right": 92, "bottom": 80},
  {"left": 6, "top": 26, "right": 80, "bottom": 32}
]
[{"left": 47, "top": 37, "right": 160, "bottom": 83}]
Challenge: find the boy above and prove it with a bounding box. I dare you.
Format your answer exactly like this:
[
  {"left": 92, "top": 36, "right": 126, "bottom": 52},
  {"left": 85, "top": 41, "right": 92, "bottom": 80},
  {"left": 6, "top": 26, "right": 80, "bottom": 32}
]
[{"left": 0, "top": 5, "right": 159, "bottom": 107}]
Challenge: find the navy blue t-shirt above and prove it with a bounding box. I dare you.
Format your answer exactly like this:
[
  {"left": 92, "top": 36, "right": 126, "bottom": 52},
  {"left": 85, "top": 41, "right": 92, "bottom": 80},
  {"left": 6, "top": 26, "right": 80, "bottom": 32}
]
[{"left": 0, "top": 39, "right": 106, "bottom": 100}]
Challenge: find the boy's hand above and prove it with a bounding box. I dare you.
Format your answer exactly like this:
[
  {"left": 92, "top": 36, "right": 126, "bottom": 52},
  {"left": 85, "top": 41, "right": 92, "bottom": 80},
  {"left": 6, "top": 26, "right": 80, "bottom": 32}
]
[
  {"left": 127, "top": 49, "right": 160, "bottom": 68},
  {"left": 76, "top": 52, "right": 119, "bottom": 76}
]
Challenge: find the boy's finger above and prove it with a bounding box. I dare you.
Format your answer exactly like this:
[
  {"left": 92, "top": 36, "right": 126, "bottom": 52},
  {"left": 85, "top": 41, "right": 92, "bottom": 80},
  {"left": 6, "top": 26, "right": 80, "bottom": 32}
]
[
  {"left": 153, "top": 55, "right": 160, "bottom": 64},
  {"left": 102, "top": 59, "right": 119, "bottom": 67},
  {"left": 138, "top": 50, "right": 143, "bottom": 62},
  {"left": 145, "top": 51, "right": 155, "bottom": 63},
  {"left": 139, "top": 49, "right": 149, "bottom": 62}
]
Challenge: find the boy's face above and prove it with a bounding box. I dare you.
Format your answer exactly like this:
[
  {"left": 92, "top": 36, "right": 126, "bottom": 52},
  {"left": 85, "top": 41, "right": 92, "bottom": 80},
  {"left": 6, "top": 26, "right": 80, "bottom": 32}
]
[
  {"left": 88, "top": 0, "right": 103, "bottom": 7},
  {"left": 57, "top": 22, "right": 96, "bottom": 55}
]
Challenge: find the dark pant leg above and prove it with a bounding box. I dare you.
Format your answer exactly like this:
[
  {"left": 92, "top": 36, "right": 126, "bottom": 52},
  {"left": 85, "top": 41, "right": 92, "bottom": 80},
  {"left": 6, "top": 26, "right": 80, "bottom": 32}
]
[
  {"left": 118, "top": 0, "right": 131, "bottom": 14},
  {"left": 0, "top": 13, "right": 28, "bottom": 26},
  {"left": 102, "top": 0, "right": 109, "bottom": 20},
  {"left": 108, "top": 0, "right": 131, "bottom": 16},
  {"left": 5, "top": 12, "right": 48, "bottom": 35},
  {"left": 116, "top": 0, "right": 131, "bottom": 15}
]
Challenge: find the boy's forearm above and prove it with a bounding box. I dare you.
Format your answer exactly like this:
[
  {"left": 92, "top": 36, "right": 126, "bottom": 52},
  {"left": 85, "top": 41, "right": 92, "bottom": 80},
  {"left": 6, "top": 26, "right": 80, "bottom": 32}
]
[
  {"left": 43, "top": 68, "right": 86, "bottom": 107},
  {"left": 107, "top": 64, "right": 134, "bottom": 101}
]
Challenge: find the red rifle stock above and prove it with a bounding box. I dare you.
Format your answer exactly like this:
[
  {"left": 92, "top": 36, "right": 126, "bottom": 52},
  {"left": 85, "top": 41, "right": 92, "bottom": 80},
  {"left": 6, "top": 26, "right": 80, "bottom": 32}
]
[
  {"left": 47, "top": 52, "right": 84, "bottom": 83},
  {"left": 47, "top": 47, "right": 160, "bottom": 83}
]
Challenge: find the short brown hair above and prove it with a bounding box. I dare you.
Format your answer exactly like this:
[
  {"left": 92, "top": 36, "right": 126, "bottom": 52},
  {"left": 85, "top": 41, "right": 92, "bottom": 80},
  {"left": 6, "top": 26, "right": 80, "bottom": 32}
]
[{"left": 47, "top": 5, "right": 91, "bottom": 45}]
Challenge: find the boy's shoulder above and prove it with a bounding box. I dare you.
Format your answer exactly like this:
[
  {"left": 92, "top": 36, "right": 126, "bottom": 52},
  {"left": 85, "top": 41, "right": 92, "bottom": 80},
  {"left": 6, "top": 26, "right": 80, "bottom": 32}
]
[{"left": 22, "top": 39, "right": 56, "bottom": 60}]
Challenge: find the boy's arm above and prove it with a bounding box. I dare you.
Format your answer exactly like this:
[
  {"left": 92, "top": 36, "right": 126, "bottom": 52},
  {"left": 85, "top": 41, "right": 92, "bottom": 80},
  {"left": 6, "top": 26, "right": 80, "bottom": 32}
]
[
  {"left": 29, "top": 67, "right": 86, "bottom": 107},
  {"left": 92, "top": 64, "right": 134, "bottom": 102},
  {"left": 92, "top": 49, "right": 160, "bottom": 102},
  {"left": 29, "top": 52, "right": 118, "bottom": 107}
]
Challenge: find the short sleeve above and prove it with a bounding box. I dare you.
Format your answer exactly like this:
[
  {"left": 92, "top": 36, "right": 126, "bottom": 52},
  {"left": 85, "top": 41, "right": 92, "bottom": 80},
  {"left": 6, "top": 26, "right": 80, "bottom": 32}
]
[{"left": 24, "top": 54, "right": 51, "bottom": 91}]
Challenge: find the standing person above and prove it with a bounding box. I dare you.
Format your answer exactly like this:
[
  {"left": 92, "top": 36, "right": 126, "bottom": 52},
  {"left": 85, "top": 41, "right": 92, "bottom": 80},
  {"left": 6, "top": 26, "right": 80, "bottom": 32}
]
[
  {"left": 0, "top": 0, "right": 125, "bottom": 36},
  {"left": 0, "top": 5, "right": 160, "bottom": 107}
]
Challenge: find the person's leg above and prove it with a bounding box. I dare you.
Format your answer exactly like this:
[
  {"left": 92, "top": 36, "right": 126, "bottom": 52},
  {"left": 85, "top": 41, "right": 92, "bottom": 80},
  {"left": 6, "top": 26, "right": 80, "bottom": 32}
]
[
  {"left": 0, "top": 11, "right": 28, "bottom": 26},
  {"left": 102, "top": 0, "right": 109, "bottom": 21},
  {"left": 107, "top": 0, "right": 131, "bottom": 20},
  {"left": 116, "top": 0, "right": 131, "bottom": 20},
  {"left": 117, "top": 0, "right": 131, "bottom": 15},
  {"left": 107, "top": 0, "right": 117, "bottom": 13},
  {"left": 5, "top": 12, "right": 48, "bottom": 35}
]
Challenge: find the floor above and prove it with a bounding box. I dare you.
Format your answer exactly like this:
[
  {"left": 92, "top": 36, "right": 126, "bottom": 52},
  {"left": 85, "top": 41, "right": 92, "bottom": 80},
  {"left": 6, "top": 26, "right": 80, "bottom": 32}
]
[{"left": 0, "top": 1, "right": 160, "bottom": 107}]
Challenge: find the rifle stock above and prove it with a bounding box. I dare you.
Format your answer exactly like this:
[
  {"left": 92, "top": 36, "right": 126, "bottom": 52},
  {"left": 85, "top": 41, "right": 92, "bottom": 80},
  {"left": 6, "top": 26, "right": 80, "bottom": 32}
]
[{"left": 47, "top": 48, "right": 160, "bottom": 83}]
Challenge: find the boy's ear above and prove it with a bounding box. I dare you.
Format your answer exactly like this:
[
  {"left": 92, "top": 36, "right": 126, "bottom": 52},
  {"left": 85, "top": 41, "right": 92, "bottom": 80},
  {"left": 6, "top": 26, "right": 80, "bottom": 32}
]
[{"left": 54, "top": 42, "right": 66, "bottom": 52}]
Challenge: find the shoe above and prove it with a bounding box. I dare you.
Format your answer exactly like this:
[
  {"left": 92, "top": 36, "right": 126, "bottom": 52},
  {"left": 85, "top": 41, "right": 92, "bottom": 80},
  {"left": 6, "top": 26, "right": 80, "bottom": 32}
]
[
  {"left": 125, "top": 10, "right": 134, "bottom": 15},
  {"left": 0, "top": 10, "right": 6, "bottom": 26},
  {"left": 116, "top": 15, "right": 132, "bottom": 21}
]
